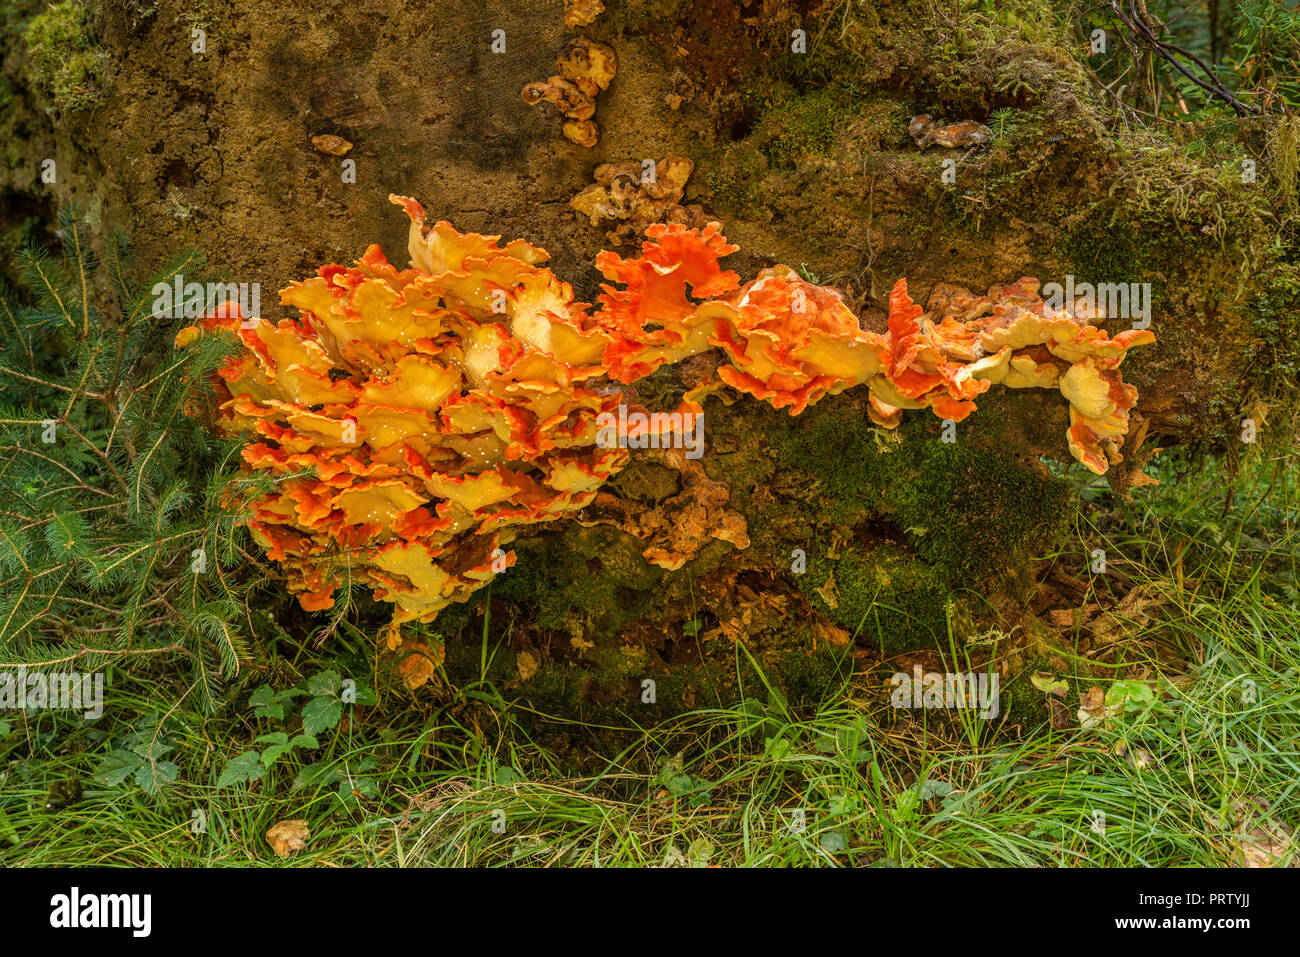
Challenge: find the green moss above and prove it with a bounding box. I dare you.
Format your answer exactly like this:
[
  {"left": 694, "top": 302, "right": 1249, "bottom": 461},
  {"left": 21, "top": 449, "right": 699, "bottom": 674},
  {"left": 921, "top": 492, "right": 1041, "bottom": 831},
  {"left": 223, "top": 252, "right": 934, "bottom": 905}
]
[
  {"left": 756, "top": 87, "right": 841, "bottom": 169},
  {"left": 769, "top": 2, "right": 890, "bottom": 91},
  {"left": 770, "top": 624, "right": 854, "bottom": 701},
  {"left": 997, "top": 659, "right": 1055, "bottom": 728},
  {"left": 1059, "top": 218, "right": 1178, "bottom": 316},
  {"left": 887, "top": 433, "right": 1072, "bottom": 582},
  {"left": 23, "top": 0, "right": 105, "bottom": 116},
  {"left": 774, "top": 403, "right": 1071, "bottom": 583},
  {"left": 0, "top": 72, "right": 24, "bottom": 170},
  {"left": 801, "top": 543, "right": 951, "bottom": 656},
  {"left": 0, "top": 212, "right": 43, "bottom": 276},
  {"left": 606, "top": 0, "right": 689, "bottom": 34},
  {"left": 704, "top": 148, "right": 766, "bottom": 216},
  {"left": 1240, "top": 260, "right": 1300, "bottom": 407},
  {"left": 492, "top": 526, "right": 663, "bottom": 635},
  {"left": 772, "top": 402, "right": 880, "bottom": 512}
]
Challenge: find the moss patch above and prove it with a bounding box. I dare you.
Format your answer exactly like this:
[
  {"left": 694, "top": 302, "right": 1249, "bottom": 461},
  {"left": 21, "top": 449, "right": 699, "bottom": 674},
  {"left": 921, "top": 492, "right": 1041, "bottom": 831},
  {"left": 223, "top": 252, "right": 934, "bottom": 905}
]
[
  {"left": 23, "top": 0, "right": 105, "bottom": 116},
  {"left": 491, "top": 526, "right": 665, "bottom": 637},
  {"left": 773, "top": 402, "right": 1072, "bottom": 583},
  {"left": 802, "top": 543, "right": 951, "bottom": 656},
  {"left": 755, "top": 86, "right": 841, "bottom": 169}
]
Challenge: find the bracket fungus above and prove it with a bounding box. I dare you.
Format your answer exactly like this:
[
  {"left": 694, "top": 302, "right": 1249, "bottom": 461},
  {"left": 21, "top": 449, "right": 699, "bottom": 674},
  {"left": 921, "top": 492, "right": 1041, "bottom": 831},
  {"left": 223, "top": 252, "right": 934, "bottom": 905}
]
[
  {"left": 571, "top": 155, "right": 707, "bottom": 246},
  {"left": 594, "top": 224, "right": 1154, "bottom": 469},
  {"left": 180, "top": 201, "right": 1154, "bottom": 635},
  {"left": 180, "top": 195, "right": 635, "bottom": 625},
  {"left": 522, "top": 38, "right": 617, "bottom": 148},
  {"left": 564, "top": 0, "right": 605, "bottom": 29},
  {"left": 310, "top": 134, "right": 353, "bottom": 157},
  {"left": 576, "top": 447, "right": 749, "bottom": 571},
  {"left": 908, "top": 114, "right": 992, "bottom": 149}
]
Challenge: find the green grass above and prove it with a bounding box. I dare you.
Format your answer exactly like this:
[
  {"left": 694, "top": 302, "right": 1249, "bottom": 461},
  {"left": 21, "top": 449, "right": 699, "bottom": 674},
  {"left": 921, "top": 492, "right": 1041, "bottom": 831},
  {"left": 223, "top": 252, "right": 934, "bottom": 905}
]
[{"left": 2, "top": 439, "right": 1298, "bottom": 867}]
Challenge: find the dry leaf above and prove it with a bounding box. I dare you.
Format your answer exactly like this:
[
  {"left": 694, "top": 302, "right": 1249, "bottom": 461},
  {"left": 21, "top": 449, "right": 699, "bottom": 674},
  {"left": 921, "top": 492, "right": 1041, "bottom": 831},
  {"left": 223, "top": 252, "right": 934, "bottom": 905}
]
[
  {"left": 813, "top": 620, "right": 851, "bottom": 648},
  {"left": 1048, "top": 697, "right": 1072, "bottom": 730},
  {"left": 1231, "top": 798, "right": 1293, "bottom": 867},
  {"left": 815, "top": 570, "right": 839, "bottom": 610},
  {"left": 1078, "top": 686, "right": 1107, "bottom": 729},
  {"left": 1237, "top": 828, "right": 1291, "bottom": 867}
]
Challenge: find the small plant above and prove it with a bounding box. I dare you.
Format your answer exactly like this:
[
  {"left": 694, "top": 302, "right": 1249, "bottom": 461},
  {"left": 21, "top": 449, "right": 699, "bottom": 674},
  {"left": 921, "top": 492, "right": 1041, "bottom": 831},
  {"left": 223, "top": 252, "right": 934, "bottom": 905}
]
[
  {"left": 216, "top": 669, "right": 379, "bottom": 810},
  {"left": 0, "top": 209, "right": 260, "bottom": 709},
  {"left": 988, "top": 106, "right": 1020, "bottom": 143},
  {"left": 90, "top": 715, "right": 180, "bottom": 795}
]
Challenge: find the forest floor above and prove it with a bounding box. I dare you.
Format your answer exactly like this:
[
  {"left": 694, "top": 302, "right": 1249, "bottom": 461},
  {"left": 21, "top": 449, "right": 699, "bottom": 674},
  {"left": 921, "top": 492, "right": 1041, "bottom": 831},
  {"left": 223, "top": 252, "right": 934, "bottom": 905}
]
[{"left": 2, "top": 439, "right": 1296, "bottom": 867}]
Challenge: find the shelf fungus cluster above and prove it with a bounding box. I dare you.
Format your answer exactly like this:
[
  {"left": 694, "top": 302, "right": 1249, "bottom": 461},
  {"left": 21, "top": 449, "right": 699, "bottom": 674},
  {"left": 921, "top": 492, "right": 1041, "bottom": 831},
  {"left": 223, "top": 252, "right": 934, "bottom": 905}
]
[
  {"left": 179, "top": 194, "right": 641, "bottom": 626},
  {"left": 564, "top": 0, "right": 605, "bottom": 29},
  {"left": 594, "top": 227, "right": 1154, "bottom": 474},
  {"left": 571, "top": 156, "right": 707, "bottom": 246},
  {"left": 909, "top": 279, "right": 1157, "bottom": 473},
  {"left": 521, "top": 38, "right": 617, "bottom": 148},
  {"left": 179, "top": 199, "right": 1154, "bottom": 634}
]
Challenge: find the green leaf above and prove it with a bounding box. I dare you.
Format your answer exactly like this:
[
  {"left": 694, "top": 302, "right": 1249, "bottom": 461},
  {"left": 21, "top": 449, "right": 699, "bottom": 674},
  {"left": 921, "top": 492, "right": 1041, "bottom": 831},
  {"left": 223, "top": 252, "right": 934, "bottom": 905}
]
[
  {"left": 892, "top": 788, "right": 921, "bottom": 824},
  {"left": 301, "top": 697, "right": 342, "bottom": 736},
  {"left": 764, "top": 735, "right": 792, "bottom": 760},
  {"left": 216, "top": 751, "right": 266, "bottom": 788},
  {"left": 342, "top": 678, "right": 377, "bottom": 706},
  {"left": 249, "top": 684, "right": 304, "bottom": 721},
  {"left": 917, "top": 779, "right": 954, "bottom": 801},
  {"left": 306, "top": 669, "right": 341, "bottom": 698},
  {"left": 494, "top": 764, "right": 525, "bottom": 786},
  {"left": 661, "top": 770, "right": 712, "bottom": 807},
  {"left": 291, "top": 758, "right": 341, "bottom": 792},
  {"left": 1031, "top": 671, "right": 1070, "bottom": 697},
  {"left": 92, "top": 750, "right": 140, "bottom": 787},
  {"left": 338, "top": 773, "right": 380, "bottom": 805},
  {"left": 819, "top": 830, "right": 848, "bottom": 853},
  {"left": 134, "top": 759, "right": 178, "bottom": 795},
  {"left": 260, "top": 742, "right": 296, "bottom": 768},
  {"left": 1106, "top": 679, "right": 1156, "bottom": 713},
  {"left": 828, "top": 793, "right": 857, "bottom": 816},
  {"left": 126, "top": 735, "right": 173, "bottom": 762}
]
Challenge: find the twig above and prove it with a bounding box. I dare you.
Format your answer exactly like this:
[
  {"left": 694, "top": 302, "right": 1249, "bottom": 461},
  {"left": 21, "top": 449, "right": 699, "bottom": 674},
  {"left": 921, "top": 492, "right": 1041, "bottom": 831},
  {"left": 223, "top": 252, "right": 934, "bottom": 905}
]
[{"left": 1110, "top": 1, "right": 1260, "bottom": 116}]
